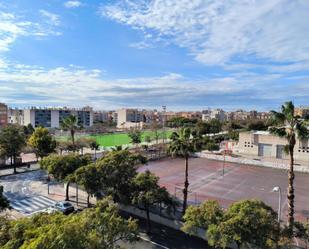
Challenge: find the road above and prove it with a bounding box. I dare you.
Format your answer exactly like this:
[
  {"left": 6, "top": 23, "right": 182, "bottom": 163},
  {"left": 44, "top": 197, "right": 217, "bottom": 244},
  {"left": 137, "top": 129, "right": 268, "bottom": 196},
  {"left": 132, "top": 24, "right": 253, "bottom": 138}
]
[{"left": 0, "top": 170, "right": 210, "bottom": 248}]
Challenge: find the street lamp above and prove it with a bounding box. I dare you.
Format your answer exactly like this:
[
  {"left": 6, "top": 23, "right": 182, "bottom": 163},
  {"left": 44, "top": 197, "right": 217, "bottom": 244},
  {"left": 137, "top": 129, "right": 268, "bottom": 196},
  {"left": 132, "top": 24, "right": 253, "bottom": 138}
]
[{"left": 272, "top": 186, "right": 282, "bottom": 223}]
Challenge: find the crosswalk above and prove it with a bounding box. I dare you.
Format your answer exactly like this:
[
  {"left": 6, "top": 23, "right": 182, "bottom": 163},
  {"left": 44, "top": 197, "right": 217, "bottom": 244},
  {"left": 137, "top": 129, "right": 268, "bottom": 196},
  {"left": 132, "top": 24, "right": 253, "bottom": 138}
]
[{"left": 10, "top": 195, "right": 56, "bottom": 214}]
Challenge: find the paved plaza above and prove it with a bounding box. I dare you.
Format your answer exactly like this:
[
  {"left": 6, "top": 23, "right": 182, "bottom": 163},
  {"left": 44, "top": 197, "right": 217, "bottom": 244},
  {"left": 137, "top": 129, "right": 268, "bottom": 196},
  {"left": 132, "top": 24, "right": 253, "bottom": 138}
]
[{"left": 140, "top": 157, "right": 309, "bottom": 222}]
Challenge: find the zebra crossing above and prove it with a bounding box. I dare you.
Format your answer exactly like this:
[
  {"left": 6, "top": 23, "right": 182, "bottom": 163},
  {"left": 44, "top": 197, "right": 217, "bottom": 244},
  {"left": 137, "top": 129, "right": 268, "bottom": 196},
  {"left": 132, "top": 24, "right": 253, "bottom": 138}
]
[{"left": 10, "top": 195, "right": 56, "bottom": 214}]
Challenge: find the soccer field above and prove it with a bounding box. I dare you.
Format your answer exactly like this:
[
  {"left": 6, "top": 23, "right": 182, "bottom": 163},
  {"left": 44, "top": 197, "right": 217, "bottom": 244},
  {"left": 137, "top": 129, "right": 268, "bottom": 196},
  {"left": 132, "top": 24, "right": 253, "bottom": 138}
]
[{"left": 57, "top": 130, "right": 173, "bottom": 147}]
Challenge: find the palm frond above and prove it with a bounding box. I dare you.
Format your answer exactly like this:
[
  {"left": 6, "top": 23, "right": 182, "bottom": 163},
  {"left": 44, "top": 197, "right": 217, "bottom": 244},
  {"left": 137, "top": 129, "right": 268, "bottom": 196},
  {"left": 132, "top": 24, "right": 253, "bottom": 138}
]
[
  {"left": 270, "top": 110, "right": 285, "bottom": 125},
  {"left": 269, "top": 127, "right": 287, "bottom": 138},
  {"left": 296, "top": 122, "right": 309, "bottom": 139}
]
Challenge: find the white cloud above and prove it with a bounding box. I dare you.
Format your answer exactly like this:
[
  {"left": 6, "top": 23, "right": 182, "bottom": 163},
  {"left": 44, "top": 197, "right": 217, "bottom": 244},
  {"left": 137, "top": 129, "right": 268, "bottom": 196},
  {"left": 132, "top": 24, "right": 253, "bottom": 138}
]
[
  {"left": 64, "top": 1, "right": 82, "bottom": 9},
  {"left": 0, "top": 10, "right": 61, "bottom": 52},
  {"left": 100, "top": 0, "right": 309, "bottom": 67},
  {"left": 39, "top": 10, "right": 60, "bottom": 26},
  {"left": 0, "top": 62, "right": 307, "bottom": 110}
]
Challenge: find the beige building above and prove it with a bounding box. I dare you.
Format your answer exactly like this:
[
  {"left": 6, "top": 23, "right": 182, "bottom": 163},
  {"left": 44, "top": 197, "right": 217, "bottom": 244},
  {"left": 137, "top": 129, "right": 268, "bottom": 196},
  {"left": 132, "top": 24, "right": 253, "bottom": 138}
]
[
  {"left": 0, "top": 103, "right": 8, "bottom": 127},
  {"left": 236, "top": 131, "right": 309, "bottom": 162},
  {"left": 295, "top": 106, "right": 309, "bottom": 119},
  {"left": 116, "top": 108, "right": 145, "bottom": 129}
]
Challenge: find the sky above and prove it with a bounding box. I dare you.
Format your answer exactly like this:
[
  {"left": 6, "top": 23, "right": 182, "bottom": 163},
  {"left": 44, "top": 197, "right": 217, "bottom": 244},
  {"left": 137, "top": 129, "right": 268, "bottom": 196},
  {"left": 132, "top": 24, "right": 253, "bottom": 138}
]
[{"left": 0, "top": 0, "right": 308, "bottom": 111}]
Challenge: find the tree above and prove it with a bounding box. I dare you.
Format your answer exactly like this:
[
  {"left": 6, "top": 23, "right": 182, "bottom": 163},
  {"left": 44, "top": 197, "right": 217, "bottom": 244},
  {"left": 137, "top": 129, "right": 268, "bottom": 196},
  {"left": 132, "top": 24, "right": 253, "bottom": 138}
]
[
  {"left": 28, "top": 127, "right": 56, "bottom": 159},
  {"left": 40, "top": 154, "right": 91, "bottom": 201},
  {"left": 0, "top": 198, "right": 138, "bottom": 249},
  {"left": 60, "top": 115, "right": 80, "bottom": 146},
  {"left": 132, "top": 170, "right": 178, "bottom": 233},
  {"left": 0, "top": 186, "right": 9, "bottom": 211},
  {"left": 96, "top": 150, "right": 147, "bottom": 203},
  {"left": 0, "top": 125, "right": 26, "bottom": 174},
  {"left": 207, "top": 200, "right": 279, "bottom": 249},
  {"left": 269, "top": 101, "right": 309, "bottom": 231},
  {"left": 89, "top": 140, "right": 100, "bottom": 160},
  {"left": 182, "top": 200, "right": 223, "bottom": 235},
  {"left": 128, "top": 129, "right": 142, "bottom": 148},
  {"left": 168, "top": 128, "right": 197, "bottom": 214},
  {"left": 74, "top": 164, "right": 101, "bottom": 207},
  {"left": 22, "top": 124, "right": 35, "bottom": 138}
]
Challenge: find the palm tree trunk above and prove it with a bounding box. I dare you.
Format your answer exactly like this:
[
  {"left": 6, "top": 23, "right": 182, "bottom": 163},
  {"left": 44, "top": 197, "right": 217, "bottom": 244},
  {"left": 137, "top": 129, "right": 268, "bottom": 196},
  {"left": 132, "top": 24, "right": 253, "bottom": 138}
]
[
  {"left": 65, "top": 181, "right": 70, "bottom": 201},
  {"left": 287, "top": 142, "right": 295, "bottom": 231},
  {"left": 71, "top": 129, "right": 75, "bottom": 145},
  {"left": 94, "top": 148, "right": 97, "bottom": 160},
  {"left": 183, "top": 155, "right": 189, "bottom": 215}
]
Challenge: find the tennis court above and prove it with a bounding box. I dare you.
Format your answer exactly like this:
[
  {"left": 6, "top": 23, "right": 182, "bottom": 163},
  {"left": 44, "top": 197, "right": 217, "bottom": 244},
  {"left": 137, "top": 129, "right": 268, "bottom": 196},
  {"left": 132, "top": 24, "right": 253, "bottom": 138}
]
[{"left": 139, "top": 157, "right": 309, "bottom": 222}]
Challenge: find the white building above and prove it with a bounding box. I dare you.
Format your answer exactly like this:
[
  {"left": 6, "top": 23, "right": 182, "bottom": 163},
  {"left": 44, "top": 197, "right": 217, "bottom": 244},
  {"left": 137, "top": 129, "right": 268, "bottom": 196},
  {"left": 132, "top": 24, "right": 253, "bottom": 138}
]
[
  {"left": 116, "top": 108, "right": 145, "bottom": 129},
  {"left": 236, "top": 131, "right": 309, "bottom": 162},
  {"left": 22, "top": 106, "right": 93, "bottom": 128}
]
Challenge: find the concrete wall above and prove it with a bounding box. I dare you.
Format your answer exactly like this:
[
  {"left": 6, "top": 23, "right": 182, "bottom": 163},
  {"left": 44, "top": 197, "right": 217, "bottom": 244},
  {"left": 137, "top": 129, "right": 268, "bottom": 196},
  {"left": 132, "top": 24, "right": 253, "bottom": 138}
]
[
  {"left": 237, "top": 132, "right": 309, "bottom": 161},
  {"left": 51, "top": 110, "right": 60, "bottom": 128}
]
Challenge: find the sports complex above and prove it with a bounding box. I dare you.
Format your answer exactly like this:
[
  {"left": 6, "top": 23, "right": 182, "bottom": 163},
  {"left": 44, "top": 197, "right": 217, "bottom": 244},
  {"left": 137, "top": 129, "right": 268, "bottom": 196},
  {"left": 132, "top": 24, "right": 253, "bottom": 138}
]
[{"left": 139, "top": 157, "right": 309, "bottom": 222}]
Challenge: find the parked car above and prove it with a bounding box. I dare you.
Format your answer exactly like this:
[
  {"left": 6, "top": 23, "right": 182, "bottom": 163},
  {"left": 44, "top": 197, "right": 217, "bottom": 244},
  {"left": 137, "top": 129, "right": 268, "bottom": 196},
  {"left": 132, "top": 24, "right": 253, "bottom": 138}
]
[{"left": 54, "top": 201, "right": 75, "bottom": 214}]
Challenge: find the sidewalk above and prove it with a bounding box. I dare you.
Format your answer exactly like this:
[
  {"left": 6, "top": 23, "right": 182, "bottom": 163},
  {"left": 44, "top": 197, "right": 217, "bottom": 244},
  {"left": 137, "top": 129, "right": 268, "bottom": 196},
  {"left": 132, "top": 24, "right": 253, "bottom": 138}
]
[{"left": 0, "top": 163, "right": 40, "bottom": 177}]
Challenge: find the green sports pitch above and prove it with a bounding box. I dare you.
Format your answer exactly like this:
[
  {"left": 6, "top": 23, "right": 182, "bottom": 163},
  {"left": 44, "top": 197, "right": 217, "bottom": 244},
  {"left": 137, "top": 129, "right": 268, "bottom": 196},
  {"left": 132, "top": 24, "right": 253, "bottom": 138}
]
[{"left": 57, "top": 130, "right": 173, "bottom": 147}]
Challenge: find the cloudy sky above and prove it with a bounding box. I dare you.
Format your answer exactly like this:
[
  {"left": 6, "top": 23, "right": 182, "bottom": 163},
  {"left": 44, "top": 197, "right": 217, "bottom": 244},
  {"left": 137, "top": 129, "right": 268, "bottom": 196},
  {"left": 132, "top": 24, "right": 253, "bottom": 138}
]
[{"left": 0, "top": 0, "right": 308, "bottom": 111}]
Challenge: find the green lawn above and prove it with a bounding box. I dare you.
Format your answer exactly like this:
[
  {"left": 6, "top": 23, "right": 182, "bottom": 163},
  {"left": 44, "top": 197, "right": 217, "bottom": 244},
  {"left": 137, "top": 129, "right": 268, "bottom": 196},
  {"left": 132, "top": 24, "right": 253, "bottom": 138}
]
[{"left": 57, "top": 130, "right": 173, "bottom": 147}]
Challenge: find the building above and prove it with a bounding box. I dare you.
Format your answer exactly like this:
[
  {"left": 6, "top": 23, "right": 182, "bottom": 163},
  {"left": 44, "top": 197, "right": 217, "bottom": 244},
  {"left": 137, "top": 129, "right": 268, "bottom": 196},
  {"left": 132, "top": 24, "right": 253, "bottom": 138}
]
[
  {"left": 210, "top": 109, "right": 226, "bottom": 122},
  {"left": 295, "top": 106, "right": 309, "bottom": 119},
  {"left": 93, "top": 111, "right": 109, "bottom": 123},
  {"left": 116, "top": 108, "right": 145, "bottom": 129},
  {"left": 236, "top": 131, "right": 309, "bottom": 162},
  {"left": 22, "top": 106, "right": 93, "bottom": 128},
  {"left": 8, "top": 108, "right": 23, "bottom": 125},
  {"left": 0, "top": 103, "right": 8, "bottom": 127}
]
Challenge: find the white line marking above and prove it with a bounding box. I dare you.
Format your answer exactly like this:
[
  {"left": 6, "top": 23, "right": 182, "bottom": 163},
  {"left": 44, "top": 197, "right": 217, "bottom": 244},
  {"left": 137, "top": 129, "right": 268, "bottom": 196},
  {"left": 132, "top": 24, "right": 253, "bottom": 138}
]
[
  {"left": 19, "top": 199, "right": 41, "bottom": 210},
  {"left": 12, "top": 201, "right": 33, "bottom": 212},
  {"left": 138, "top": 235, "right": 169, "bottom": 249},
  {"left": 39, "top": 196, "right": 57, "bottom": 204},
  {"left": 32, "top": 196, "right": 55, "bottom": 206}
]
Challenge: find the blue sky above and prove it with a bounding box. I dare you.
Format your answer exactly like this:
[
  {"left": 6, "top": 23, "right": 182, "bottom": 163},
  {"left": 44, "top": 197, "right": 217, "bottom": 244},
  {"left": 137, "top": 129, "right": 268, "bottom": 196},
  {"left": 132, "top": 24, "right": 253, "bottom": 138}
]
[{"left": 0, "top": 0, "right": 308, "bottom": 111}]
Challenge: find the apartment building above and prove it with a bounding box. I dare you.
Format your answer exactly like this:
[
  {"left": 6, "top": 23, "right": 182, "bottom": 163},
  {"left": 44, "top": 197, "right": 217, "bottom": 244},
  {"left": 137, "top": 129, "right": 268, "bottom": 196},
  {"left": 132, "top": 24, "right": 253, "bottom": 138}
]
[
  {"left": 0, "top": 103, "right": 8, "bottom": 127},
  {"left": 22, "top": 106, "right": 93, "bottom": 128},
  {"left": 93, "top": 111, "right": 109, "bottom": 123},
  {"left": 236, "top": 131, "right": 309, "bottom": 162},
  {"left": 295, "top": 106, "right": 309, "bottom": 119},
  {"left": 8, "top": 108, "right": 23, "bottom": 125},
  {"left": 116, "top": 108, "right": 145, "bottom": 129}
]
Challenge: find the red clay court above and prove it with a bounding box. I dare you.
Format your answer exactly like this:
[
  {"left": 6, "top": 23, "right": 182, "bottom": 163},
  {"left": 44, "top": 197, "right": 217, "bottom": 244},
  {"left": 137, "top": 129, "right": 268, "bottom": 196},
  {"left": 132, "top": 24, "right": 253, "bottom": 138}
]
[{"left": 139, "top": 157, "right": 309, "bottom": 222}]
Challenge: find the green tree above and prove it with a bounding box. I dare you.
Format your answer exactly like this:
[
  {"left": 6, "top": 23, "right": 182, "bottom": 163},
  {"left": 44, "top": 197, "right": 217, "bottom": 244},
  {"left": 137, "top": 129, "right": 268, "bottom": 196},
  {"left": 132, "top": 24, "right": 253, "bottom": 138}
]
[
  {"left": 60, "top": 115, "right": 80, "bottom": 146},
  {"left": 74, "top": 164, "right": 101, "bottom": 207},
  {"left": 89, "top": 140, "right": 100, "bottom": 159},
  {"left": 128, "top": 129, "right": 142, "bottom": 147},
  {"left": 0, "top": 125, "right": 26, "bottom": 174},
  {"left": 132, "top": 170, "right": 178, "bottom": 233},
  {"left": 96, "top": 150, "right": 146, "bottom": 203},
  {"left": 269, "top": 101, "right": 309, "bottom": 230},
  {"left": 182, "top": 200, "right": 223, "bottom": 235},
  {"left": 40, "top": 154, "right": 91, "bottom": 201},
  {"left": 28, "top": 127, "right": 56, "bottom": 159},
  {"left": 22, "top": 124, "right": 35, "bottom": 138},
  {"left": 168, "top": 128, "right": 197, "bottom": 214},
  {"left": 0, "top": 198, "right": 138, "bottom": 249},
  {"left": 0, "top": 186, "right": 9, "bottom": 211},
  {"left": 207, "top": 200, "right": 279, "bottom": 249}
]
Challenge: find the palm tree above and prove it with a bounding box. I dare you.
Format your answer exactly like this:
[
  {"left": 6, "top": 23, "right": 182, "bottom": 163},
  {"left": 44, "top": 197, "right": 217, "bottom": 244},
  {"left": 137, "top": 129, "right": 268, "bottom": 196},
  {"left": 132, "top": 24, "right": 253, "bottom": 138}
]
[
  {"left": 90, "top": 141, "right": 100, "bottom": 160},
  {"left": 168, "top": 128, "right": 197, "bottom": 214},
  {"left": 60, "top": 115, "right": 80, "bottom": 146},
  {"left": 270, "top": 101, "right": 308, "bottom": 231}
]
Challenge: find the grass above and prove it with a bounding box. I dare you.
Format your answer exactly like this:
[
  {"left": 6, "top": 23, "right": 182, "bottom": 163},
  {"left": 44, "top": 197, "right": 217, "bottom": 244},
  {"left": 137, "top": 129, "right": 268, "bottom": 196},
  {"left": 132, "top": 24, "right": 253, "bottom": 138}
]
[{"left": 57, "top": 130, "right": 173, "bottom": 147}]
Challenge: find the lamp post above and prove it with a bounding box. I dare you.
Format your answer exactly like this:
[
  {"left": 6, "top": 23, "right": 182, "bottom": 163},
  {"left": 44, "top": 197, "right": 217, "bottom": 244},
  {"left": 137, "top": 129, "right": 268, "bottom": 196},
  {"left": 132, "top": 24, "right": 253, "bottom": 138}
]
[{"left": 272, "top": 186, "right": 282, "bottom": 223}]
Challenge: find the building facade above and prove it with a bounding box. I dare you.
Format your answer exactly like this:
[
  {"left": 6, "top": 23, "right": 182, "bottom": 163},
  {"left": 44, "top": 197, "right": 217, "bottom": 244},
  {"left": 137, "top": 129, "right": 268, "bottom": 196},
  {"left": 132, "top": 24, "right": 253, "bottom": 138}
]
[
  {"left": 116, "top": 108, "right": 145, "bottom": 129},
  {"left": 22, "top": 107, "right": 93, "bottom": 128},
  {"left": 0, "top": 103, "right": 8, "bottom": 127},
  {"left": 236, "top": 131, "right": 309, "bottom": 162}
]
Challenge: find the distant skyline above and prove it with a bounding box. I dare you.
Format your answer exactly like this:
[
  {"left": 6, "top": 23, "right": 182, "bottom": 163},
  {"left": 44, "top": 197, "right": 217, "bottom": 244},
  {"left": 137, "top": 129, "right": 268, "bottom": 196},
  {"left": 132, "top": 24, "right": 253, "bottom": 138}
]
[{"left": 0, "top": 1, "right": 308, "bottom": 111}]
